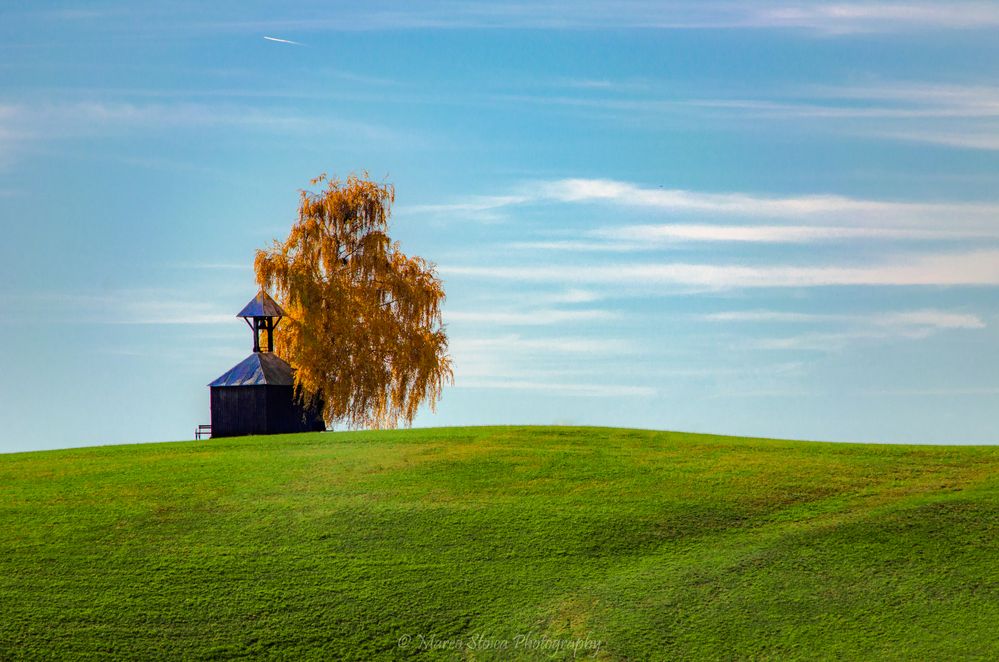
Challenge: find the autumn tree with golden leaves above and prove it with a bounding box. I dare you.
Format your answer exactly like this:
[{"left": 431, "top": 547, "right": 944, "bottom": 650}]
[{"left": 254, "top": 174, "right": 452, "bottom": 429}]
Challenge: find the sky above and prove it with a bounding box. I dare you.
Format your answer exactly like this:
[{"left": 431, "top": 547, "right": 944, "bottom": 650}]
[{"left": 2, "top": 1, "right": 999, "bottom": 452}]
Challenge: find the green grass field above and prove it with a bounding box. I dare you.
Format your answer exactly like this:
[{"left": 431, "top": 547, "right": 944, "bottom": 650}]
[{"left": 2, "top": 426, "right": 998, "bottom": 660}]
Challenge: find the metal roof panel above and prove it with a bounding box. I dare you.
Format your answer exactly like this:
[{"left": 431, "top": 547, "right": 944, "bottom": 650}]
[
  {"left": 209, "top": 352, "right": 295, "bottom": 387},
  {"left": 237, "top": 290, "right": 286, "bottom": 318}
]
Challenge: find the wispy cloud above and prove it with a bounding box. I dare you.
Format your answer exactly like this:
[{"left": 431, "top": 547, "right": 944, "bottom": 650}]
[
  {"left": 506, "top": 240, "right": 650, "bottom": 253},
  {"left": 859, "top": 387, "right": 999, "bottom": 396},
  {"left": 445, "top": 308, "right": 617, "bottom": 325},
  {"left": 751, "top": 328, "right": 937, "bottom": 351},
  {"left": 873, "top": 309, "right": 986, "bottom": 330},
  {"left": 546, "top": 289, "right": 602, "bottom": 304},
  {"left": 451, "top": 334, "right": 634, "bottom": 355},
  {"left": 169, "top": 262, "right": 253, "bottom": 271},
  {"left": 537, "top": 178, "right": 997, "bottom": 224},
  {"left": 587, "top": 223, "right": 987, "bottom": 244},
  {"left": 443, "top": 249, "right": 999, "bottom": 289},
  {"left": 447, "top": 332, "right": 647, "bottom": 398},
  {"left": 750, "top": 3, "right": 999, "bottom": 34},
  {"left": 205, "top": 2, "right": 999, "bottom": 34},
  {"left": 397, "top": 195, "right": 531, "bottom": 223},
  {"left": 455, "top": 379, "right": 656, "bottom": 398},
  {"left": 704, "top": 311, "right": 846, "bottom": 323},
  {"left": 702, "top": 309, "right": 986, "bottom": 329},
  {"left": 461, "top": 288, "right": 606, "bottom": 307},
  {"left": 0, "top": 101, "right": 395, "bottom": 166},
  {"left": 704, "top": 81, "right": 999, "bottom": 151},
  {"left": 499, "top": 80, "right": 999, "bottom": 119},
  {"left": 506, "top": 223, "right": 978, "bottom": 252},
  {"left": 809, "top": 82, "right": 999, "bottom": 114},
  {"left": 716, "top": 307, "right": 987, "bottom": 352},
  {"left": 492, "top": 79, "right": 999, "bottom": 152},
  {"left": 263, "top": 36, "right": 302, "bottom": 45},
  {"left": 875, "top": 128, "right": 999, "bottom": 152},
  {"left": 14, "top": 290, "right": 236, "bottom": 325},
  {"left": 421, "top": 177, "right": 999, "bottom": 228}
]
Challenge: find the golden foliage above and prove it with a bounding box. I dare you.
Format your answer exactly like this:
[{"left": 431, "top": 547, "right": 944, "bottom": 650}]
[{"left": 254, "top": 173, "right": 452, "bottom": 429}]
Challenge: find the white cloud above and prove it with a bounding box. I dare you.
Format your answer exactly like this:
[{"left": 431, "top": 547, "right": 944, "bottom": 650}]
[
  {"left": 0, "top": 100, "right": 404, "bottom": 171},
  {"left": 110, "top": 300, "right": 235, "bottom": 325},
  {"left": 0, "top": 101, "right": 395, "bottom": 165},
  {"left": 752, "top": 3, "right": 999, "bottom": 34},
  {"left": 16, "top": 290, "right": 235, "bottom": 325},
  {"left": 703, "top": 311, "right": 831, "bottom": 323},
  {"left": 495, "top": 81, "right": 999, "bottom": 152},
  {"left": 719, "top": 307, "right": 986, "bottom": 352},
  {"left": 876, "top": 129, "right": 999, "bottom": 152},
  {"left": 469, "top": 288, "right": 604, "bottom": 306},
  {"left": 713, "top": 82, "right": 999, "bottom": 152},
  {"left": 397, "top": 195, "right": 530, "bottom": 223},
  {"left": 872, "top": 309, "right": 986, "bottom": 330},
  {"left": 506, "top": 240, "right": 650, "bottom": 252},
  {"left": 549, "top": 289, "right": 602, "bottom": 304},
  {"left": 445, "top": 309, "right": 616, "bottom": 325},
  {"left": 500, "top": 80, "right": 999, "bottom": 121},
  {"left": 537, "top": 178, "right": 997, "bottom": 224},
  {"left": 703, "top": 308, "right": 985, "bottom": 329},
  {"left": 442, "top": 249, "right": 999, "bottom": 289},
  {"left": 588, "top": 223, "right": 984, "bottom": 244},
  {"left": 455, "top": 379, "right": 656, "bottom": 398},
  {"left": 859, "top": 387, "right": 999, "bottom": 396},
  {"left": 211, "top": 2, "right": 999, "bottom": 34},
  {"left": 796, "top": 82, "right": 999, "bottom": 150},
  {"left": 749, "top": 332, "right": 893, "bottom": 351},
  {"left": 450, "top": 334, "right": 634, "bottom": 355},
  {"left": 446, "top": 331, "right": 647, "bottom": 398},
  {"left": 169, "top": 262, "right": 253, "bottom": 271},
  {"left": 425, "top": 177, "right": 999, "bottom": 229},
  {"left": 810, "top": 82, "right": 999, "bottom": 111}
]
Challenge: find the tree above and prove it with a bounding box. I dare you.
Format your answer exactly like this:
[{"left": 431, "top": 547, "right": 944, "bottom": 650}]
[{"left": 254, "top": 173, "right": 452, "bottom": 429}]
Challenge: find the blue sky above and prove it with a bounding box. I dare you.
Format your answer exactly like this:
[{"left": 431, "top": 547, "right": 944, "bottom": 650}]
[{"left": 3, "top": 2, "right": 999, "bottom": 452}]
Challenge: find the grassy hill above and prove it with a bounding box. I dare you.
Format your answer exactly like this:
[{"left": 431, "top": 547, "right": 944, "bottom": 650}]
[{"left": 2, "top": 426, "right": 998, "bottom": 660}]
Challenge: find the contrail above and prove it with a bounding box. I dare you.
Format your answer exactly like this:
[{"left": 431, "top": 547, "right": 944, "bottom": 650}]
[{"left": 263, "top": 36, "right": 302, "bottom": 45}]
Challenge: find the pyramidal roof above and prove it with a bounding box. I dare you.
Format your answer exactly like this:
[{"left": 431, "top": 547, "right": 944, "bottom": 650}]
[
  {"left": 237, "top": 290, "right": 285, "bottom": 318},
  {"left": 209, "top": 352, "right": 295, "bottom": 387}
]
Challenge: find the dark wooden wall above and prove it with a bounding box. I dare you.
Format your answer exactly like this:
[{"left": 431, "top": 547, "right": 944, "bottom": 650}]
[{"left": 210, "top": 386, "right": 325, "bottom": 437}]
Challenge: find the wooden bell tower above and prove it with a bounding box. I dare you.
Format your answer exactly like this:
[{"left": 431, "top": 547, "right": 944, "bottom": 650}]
[
  {"left": 206, "top": 290, "right": 325, "bottom": 438},
  {"left": 238, "top": 290, "right": 283, "bottom": 353}
]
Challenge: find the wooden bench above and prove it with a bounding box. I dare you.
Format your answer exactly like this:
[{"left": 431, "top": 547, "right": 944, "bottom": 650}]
[{"left": 196, "top": 424, "right": 212, "bottom": 440}]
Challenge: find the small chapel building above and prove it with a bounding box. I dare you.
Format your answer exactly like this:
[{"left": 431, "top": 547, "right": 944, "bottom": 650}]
[{"left": 207, "top": 290, "right": 325, "bottom": 438}]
